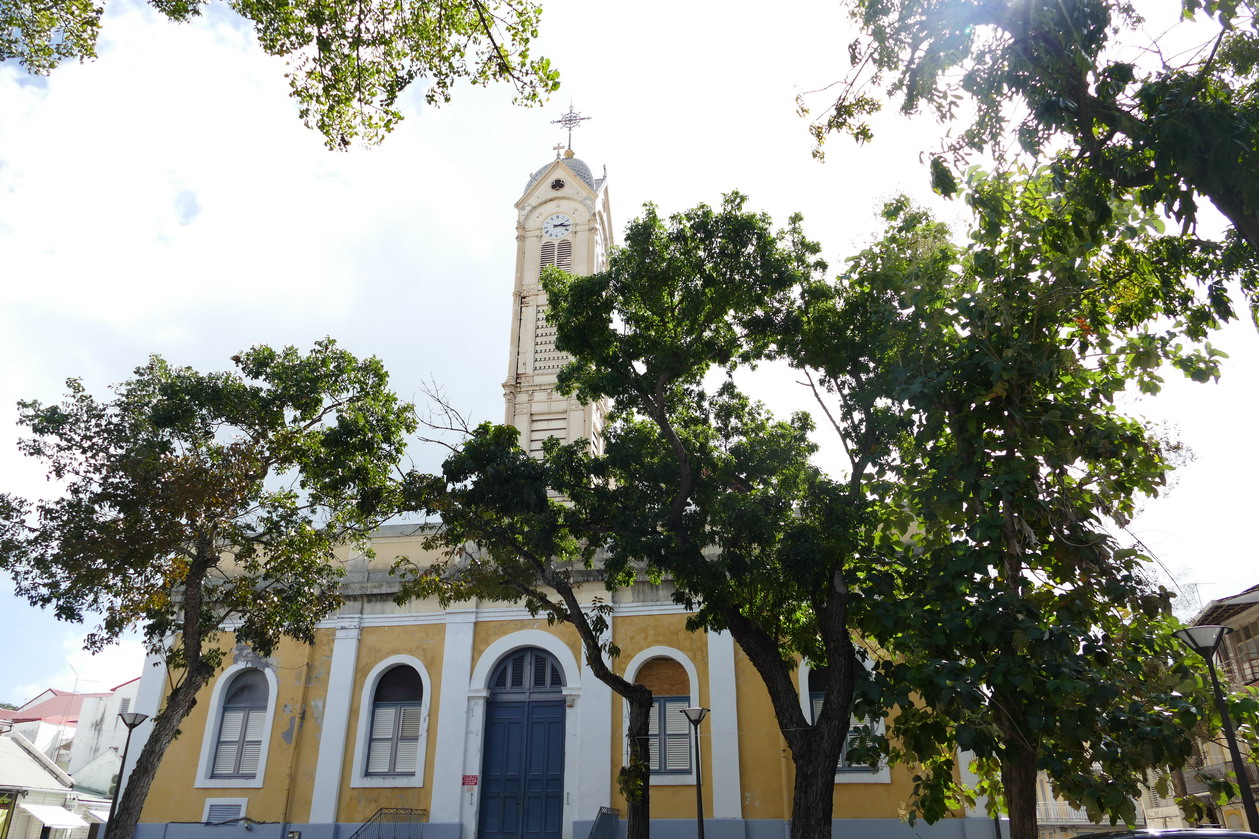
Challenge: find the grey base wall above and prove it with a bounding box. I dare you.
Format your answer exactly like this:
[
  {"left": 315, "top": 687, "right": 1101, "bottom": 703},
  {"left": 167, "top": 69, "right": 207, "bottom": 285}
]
[
  {"left": 134, "top": 823, "right": 462, "bottom": 839},
  {"left": 139, "top": 818, "right": 1004, "bottom": 839}
]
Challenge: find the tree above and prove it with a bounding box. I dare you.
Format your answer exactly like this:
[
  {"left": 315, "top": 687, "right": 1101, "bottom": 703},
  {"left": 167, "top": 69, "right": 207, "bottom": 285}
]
[
  {"left": 0, "top": 339, "right": 416, "bottom": 839},
  {"left": 532, "top": 194, "right": 891, "bottom": 839},
  {"left": 811, "top": 0, "right": 1259, "bottom": 295},
  {"left": 0, "top": 0, "right": 559, "bottom": 148},
  {"left": 396, "top": 423, "right": 660, "bottom": 839},
  {"left": 805, "top": 169, "right": 1259, "bottom": 839}
]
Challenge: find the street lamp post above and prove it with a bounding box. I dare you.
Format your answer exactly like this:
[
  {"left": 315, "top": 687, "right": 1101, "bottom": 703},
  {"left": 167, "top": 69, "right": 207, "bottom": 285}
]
[
  {"left": 106, "top": 712, "right": 149, "bottom": 839},
  {"left": 1174, "top": 625, "right": 1259, "bottom": 833},
  {"left": 681, "top": 707, "right": 709, "bottom": 839}
]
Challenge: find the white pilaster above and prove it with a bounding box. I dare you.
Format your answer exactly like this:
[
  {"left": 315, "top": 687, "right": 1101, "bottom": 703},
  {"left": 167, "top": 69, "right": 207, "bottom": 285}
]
[
  {"left": 707, "top": 630, "right": 742, "bottom": 818},
  {"left": 576, "top": 623, "right": 613, "bottom": 813},
  {"left": 432, "top": 610, "right": 477, "bottom": 827},
  {"left": 309, "top": 616, "right": 362, "bottom": 823}
]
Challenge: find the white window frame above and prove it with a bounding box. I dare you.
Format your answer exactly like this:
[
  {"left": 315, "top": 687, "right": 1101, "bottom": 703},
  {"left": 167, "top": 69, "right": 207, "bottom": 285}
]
[
  {"left": 202, "top": 799, "right": 248, "bottom": 823},
  {"left": 196, "top": 664, "right": 279, "bottom": 789},
  {"left": 797, "top": 661, "right": 890, "bottom": 784},
  {"left": 350, "top": 655, "right": 432, "bottom": 788},
  {"left": 622, "top": 647, "right": 699, "bottom": 787}
]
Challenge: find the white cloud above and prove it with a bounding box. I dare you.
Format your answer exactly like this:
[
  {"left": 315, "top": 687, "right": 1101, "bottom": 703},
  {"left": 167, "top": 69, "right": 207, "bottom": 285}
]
[{"left": 9, "top": 631, "right": 146, "bottom": 705}]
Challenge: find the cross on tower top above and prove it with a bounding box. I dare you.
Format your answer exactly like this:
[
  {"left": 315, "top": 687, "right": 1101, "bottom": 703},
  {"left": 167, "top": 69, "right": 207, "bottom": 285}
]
[{"left": 551, "top": 105, "right": 590, "bottom": 151}]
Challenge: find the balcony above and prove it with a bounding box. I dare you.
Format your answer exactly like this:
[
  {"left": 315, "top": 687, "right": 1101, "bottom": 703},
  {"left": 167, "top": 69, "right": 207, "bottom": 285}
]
[
  {"left": 1182, "top": 761, "right": 1259, "bottom": 797},
  {"left": 1036, "top": 800, "right": 1146, "bottom": 826},
  {"left": 1221, "top": 652, "right": 1259, "bottom": 687}
]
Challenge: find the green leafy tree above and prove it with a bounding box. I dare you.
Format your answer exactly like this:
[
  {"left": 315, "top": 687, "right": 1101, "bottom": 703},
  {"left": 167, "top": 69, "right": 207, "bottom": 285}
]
[
  {"left": 532, "top": 194, "right": 895, "bottom": 839},
  {"left": 0, "top": 339, "right": 416, "bottom": 839},
  {"left": 804, "top": 170, "right": 1259, "bottom": 839},
  {"left": 397, "top": 424, "right": 660, "bottom": 839},
  {"left": 0, "top": 0, "right": 558, "bottom": 148},
  {"left": 811, "top": 0, "right": 1259, "bottom": 299}
]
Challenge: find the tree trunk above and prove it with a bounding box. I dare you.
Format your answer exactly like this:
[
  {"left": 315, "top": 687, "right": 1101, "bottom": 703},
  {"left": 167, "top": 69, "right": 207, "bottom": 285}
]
[
  {"left": 789, "top": 745, "right": 843, "bottom": 839},
  {"left": 109, "top": 669, "right": 213, "bottom": 839},
  {"left": 998, "top": 730, "right": 1040, "bottom": 839},
  {"left": 622, "top": 694, "right": 653, "bottom": 839},
  {"left": 719, "top": 609, "right": 853, "bottom": 839}
]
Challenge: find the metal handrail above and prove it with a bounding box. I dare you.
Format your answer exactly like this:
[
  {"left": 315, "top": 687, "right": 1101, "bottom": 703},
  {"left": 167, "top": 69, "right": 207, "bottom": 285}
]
[{"left": 345, "top": 808, "right": 428, "bottom": 839}]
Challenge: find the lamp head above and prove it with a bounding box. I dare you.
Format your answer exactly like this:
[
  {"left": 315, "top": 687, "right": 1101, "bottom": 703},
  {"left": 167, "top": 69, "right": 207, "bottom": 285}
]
[
  {"left": 681, "top": 707, "right": 709, "bottom": 726},
  {"left": 1173, "top": 625, "right": 1232, "bottom": 659},
  {"left": 118, "top": 712, "right": 149, "bottom": 730}
]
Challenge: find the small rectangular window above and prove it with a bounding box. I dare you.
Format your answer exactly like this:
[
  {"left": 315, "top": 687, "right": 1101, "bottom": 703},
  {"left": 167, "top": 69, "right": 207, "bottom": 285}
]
[{"left": 204, "top": 801, "right": 246, "bottom": 823}]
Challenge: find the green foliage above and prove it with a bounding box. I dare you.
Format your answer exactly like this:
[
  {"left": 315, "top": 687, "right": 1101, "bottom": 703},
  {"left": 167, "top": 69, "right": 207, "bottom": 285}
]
[
  {"left": 807, "top": 168, "right": 1256, "bottom": 835},
  {"left": 817, "top": 0, "right": 1259, "bottom": 300},
  {"left": 1, "top": 338, "right": 416, "bottom": 839},
  {"left": 1, "top": 338, "right": 416, "bottom": 657},
  {"left": 0, "top": 0, "right": 559, "bottom": 148}
]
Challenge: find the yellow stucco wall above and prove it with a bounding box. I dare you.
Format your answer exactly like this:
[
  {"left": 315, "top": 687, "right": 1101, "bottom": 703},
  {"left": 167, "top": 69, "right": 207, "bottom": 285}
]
[
  {"left": 333, "top": 621, "right": 447, "bottom": 822},
  {"left": 607, "top": 613, "right": 712, "bottom": 820},
  {"left": 140, "top": 632, "right": 337, "bottom": 824}
]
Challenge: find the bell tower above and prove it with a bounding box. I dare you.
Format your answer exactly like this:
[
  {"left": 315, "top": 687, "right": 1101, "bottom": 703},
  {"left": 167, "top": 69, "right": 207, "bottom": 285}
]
[{"left": 503, "top": 128, "right": 613, "bottom": 458}]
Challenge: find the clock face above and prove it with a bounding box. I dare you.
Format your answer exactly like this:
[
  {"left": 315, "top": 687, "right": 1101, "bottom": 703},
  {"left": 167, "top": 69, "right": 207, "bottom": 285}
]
[{"left": 542, "top": 213, "right": 573, "bottom": 239}]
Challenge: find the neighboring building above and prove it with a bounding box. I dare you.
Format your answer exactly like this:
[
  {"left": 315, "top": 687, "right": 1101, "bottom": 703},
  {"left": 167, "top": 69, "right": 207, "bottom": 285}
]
[
  {"left": 1033, "top": 772, "right": 1146, "bottom": 839},
  {"left": 1, "top": 691, "right": 105, "bottom": 770},
  {"left": 0, "top": 732, "right": 101, "bottom": 839},
  {"left": 66, "top": 680, "right": 141, "bottom": 797},
  {"left": 127, "top": 143, "right": 1001, "bottom": 839},
  {"left": 0, "top": 680, "right": 142, "bottom": 805},
  {"left": 1177, "top": 584, "right": 1259, "bottom": 832}
]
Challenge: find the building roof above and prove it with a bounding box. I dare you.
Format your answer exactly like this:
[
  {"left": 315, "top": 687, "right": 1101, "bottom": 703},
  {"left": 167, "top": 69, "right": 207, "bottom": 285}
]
[
  {"left": 525, "top": 154, "right": 604, "bottom": 193},
  {"left": 0, "top": 735, "right": 74, "bottom": 791},
  {"left": 0, "top": 690, "right": 112, "bottom": 725},
  {"left": 1194, "top": 582, "right": 1259, "bottom": 627}
]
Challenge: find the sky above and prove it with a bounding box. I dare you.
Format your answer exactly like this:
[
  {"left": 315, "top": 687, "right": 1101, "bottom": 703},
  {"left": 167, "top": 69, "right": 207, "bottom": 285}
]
[{"left": 1, "top": 0, "right": 1256, "bottom": 706}]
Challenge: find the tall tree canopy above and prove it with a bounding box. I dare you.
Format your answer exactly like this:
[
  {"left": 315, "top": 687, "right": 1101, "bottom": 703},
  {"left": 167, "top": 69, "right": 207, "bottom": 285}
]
[
  {"left": 0, "top": 0, "right": 558, "bottom": 148},
  {"left": 806, "top": 169, "right": 1259, "bottom": 839},
  {"left": 813, "top": 0, "right": 1259, "bottom": 304},
  {"left": 396, "top": 421, "right": 662, "bottom": 839},
  {"left": 0, "top": 339, "right": 416, "bottom": 839}
]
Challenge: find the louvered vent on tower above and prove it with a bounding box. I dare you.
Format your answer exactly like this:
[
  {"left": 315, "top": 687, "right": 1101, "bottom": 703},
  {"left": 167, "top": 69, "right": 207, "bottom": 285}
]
[{"left": 539, "top": 240, "right": 573, "bottom": 273}]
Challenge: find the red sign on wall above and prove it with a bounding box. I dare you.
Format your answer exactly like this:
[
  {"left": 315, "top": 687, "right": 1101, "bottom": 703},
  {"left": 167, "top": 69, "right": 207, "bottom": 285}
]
[{"left": 462, "top": 775, "right": 478, "bottom": 786}]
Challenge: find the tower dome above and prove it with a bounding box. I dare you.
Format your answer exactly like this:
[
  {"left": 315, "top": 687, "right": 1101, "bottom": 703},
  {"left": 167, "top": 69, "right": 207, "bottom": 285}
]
[{"left": 526, "top": 153, "right": 596, "bottom": 191}]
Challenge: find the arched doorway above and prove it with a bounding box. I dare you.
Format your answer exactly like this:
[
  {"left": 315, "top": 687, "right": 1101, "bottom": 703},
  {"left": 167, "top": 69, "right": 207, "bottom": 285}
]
[{"left": 479, "top": 647, "right": 566, "bottom": 839}]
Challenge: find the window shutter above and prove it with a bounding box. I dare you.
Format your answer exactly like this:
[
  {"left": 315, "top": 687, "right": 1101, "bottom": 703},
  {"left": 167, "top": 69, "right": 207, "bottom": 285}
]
[
  {"left": 366, "top": 739, "right": 393, "bottom": 774},
  {"left": 399, "top": 705, "right": 422, "bottom": 738},
  {"left": 394, "top": 739, "right": 419, "bottom": 773},
  {"left": 556, "top": 241, "right": 572, "bottom": 272},
  {"left": 238, "top": 740, "right": 262, "bottom": 776},
  {"left": 213, "top": 710, "right": 245, "bottom": 776},
  {"left": 664, "top": 704, "right": 689, "bottom": 734},
  {"left": 666, "top": 737, "right": 691, "bottom": 771},
  {"left": 205, "top": 803, "right": 244, "bottom": 823}
]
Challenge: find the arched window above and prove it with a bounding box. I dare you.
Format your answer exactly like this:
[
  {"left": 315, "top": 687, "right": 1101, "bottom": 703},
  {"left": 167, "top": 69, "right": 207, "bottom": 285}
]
[
  {"left": 211, "top": 669, "right": 268, "bottom": 779},
  {"left": 635, "top": 658, "right": 691, "bottom": 774},
  {"left": 489, "top": 648, "right": 564, "bottom": 698},
  {"left": 366, "top": 665, "right": 423, "bottom": 775}
]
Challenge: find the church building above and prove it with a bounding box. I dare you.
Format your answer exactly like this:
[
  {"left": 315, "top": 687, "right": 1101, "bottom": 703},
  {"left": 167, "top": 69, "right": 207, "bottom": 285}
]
[{"left": 125, "top": 143, "right": 993, "bottom": 839}]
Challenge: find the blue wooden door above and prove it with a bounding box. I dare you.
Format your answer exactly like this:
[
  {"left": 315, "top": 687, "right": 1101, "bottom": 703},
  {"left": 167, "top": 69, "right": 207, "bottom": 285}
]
[{"left": 480, "top": 649, "right": 566, "bottom": 839}]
